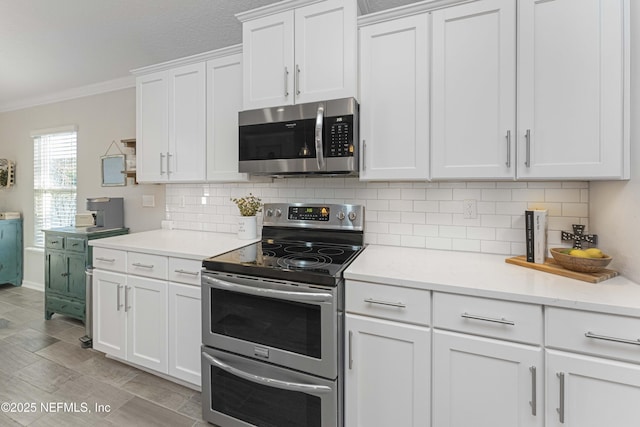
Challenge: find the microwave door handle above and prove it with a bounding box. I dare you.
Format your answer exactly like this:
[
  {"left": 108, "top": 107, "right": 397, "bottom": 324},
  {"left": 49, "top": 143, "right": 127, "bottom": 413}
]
[
  {"left": 203, "top": 352, "right": 333, "bottom": 396},
  {"left": 202, "top": 274, "right": 333, "bottom": 303},
  {"left": 315, "top": 104, "right": 325, "bottom": 170}
]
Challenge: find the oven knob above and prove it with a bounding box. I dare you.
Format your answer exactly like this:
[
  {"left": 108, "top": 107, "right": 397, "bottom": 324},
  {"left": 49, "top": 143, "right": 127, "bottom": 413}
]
[
  {"left": 265, "top": 209, "right": 274, "bottom": 217},
  {"left": 348, "top": 211, "right": 357, "bottom": 221},
  {"left": 275, "top": 209, "right": 282, "bottom": 218},
  {"left": 336, "top": 211, "right": 346, "bottom": 221}
]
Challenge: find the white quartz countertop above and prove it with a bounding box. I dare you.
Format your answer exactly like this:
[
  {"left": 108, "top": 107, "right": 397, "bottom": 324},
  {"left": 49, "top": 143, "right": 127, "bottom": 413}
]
[
  {"left": 88, "top": 229, "right": 258, "bottom": 260},
  {"left": 344, "top": 245, "right": 640, "bottom": 317}
]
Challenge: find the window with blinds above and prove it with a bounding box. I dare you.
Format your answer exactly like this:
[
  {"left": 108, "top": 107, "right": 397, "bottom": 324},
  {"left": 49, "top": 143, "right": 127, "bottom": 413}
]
[{"left": 32, "top": 127, "right": 77, "bottom": 247}]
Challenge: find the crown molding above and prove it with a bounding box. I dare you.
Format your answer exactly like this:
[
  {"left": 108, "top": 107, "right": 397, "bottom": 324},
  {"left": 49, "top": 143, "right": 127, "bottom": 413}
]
[
  {"left": 357, "top": 0, "right": 473, "bottom": 26},
  {"left": 236, "top": 0, "right": 324, "bottom": 22},
  {"left": 131, "top": 44, "right": 242, "bottom": 75},
  {"left": 0, "top": 75, "right": 135, "bottom": 113}
]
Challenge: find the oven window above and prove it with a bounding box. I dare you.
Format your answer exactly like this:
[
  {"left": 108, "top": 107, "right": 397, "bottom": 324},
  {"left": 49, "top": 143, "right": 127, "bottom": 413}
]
[
  {"left": 211, "top": 289, "right": 322, "bottom": 358},
  {"left": 211, "top": 366, "right": 321, "bottom": 427}
]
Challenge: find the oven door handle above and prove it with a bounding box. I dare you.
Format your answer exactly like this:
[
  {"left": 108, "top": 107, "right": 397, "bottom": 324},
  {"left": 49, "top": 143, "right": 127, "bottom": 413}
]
[
  {"left": 203, "top": 274, "right": 333, "bottom": 303},
  {"left": 203, "top": 351, "right": 333, "bottom": 396}
]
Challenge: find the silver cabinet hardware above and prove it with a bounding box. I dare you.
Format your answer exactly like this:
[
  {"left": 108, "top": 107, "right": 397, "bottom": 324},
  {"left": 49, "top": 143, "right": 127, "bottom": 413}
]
[
  {"left": 160, "top": 153, "right": 165, "bottom": 175},
  {"left": 166, "top": 152, "right": 172, "bottom": 175},
  {"left": 557, "top": 372, "right": 565, "bottom": 423},
  {"left": 96, "top": 257, "right": 115, "bottom": 263},
  {"left": 124, "top": 286, "right": 131, "bottom": 312},
  {"left": 296, "top": 64, "right": 301, "bottom": 96},
  {"left": 284, "top": 66, "right": 289, "bottom": 97},
  {"left": 525, "top": 129, "right": 531, "bottom": 167},
  {"left": 50, "top": 240, "right": 59, "bottom": 244},
  {"left": 530, "top": 366, "right": 537, "bottom": 416},
  {"left": 460, "top": 312, "right": 515, "bottom": 326},
  {"left": 348, "top": 331, "right": 353, "bottom": 370},
  {"left": 132, "top": 262, "right": 154, "bottom": 269},
  {"left": 364, "top": 298, "right": 406, "bottom": 308},
  {"left": 174, "top": 269, "right": 199, "bottom": 276},
  {"left": 202, "top": 352, "right": 332, "bottom": 396},
  {"left": 117, "top": 284, "right": 123, "bottom": 311},
  {"left": 585, "top": 331, "right": 640, "bottom": 346},
  {"left": 506, "top": 130, "right": 511, "bottom": 168},
  {"left": 362, "top": 140, "right": 367, "bottom": 171}
]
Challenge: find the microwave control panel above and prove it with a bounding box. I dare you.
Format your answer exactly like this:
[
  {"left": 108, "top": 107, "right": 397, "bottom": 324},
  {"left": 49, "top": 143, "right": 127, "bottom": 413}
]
[{"left": 327, "top": 116, "right": 354, "bottom": 157}]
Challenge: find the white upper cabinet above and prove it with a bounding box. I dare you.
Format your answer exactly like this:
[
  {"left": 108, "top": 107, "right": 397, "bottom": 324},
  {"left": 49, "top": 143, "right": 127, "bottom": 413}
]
[
  {"left": 135, "top": 62, "right": 206, "bottom": 183},
  {"left": 239, "top": 0, "right": 357, "bottom": 110},
  {"left": 517, "top": 0, "right": 629, "bottom": 179},
  {"left": 431, "top": 0, "right": 516, "bottom": 179},
  {"left": 359, "top": 13, "right": 430, "bottom": 181},
  {"left": 206, "top": 49, "right": 249, "bottom": 182}
]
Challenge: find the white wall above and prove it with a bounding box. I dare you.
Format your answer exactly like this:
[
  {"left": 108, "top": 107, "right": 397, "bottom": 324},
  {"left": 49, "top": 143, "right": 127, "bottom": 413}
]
[
  {"left": 0, "top": 88, "right": 166, "bottom": 288},
  {"left": 166, "top": 180, "right": 589, "bottom": 256},
  {"left": 590, "top": 2, "right": 640, "bottom": 282}
]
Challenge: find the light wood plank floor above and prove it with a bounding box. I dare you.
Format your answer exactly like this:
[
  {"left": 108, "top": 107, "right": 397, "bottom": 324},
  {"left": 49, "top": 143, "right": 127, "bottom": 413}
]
[{"left": 0, "top": 284, "right": 211, "bottom": 426}]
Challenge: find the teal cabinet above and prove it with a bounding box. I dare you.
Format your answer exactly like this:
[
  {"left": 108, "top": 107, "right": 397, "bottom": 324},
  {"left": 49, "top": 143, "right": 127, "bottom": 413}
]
[
  {"left": 0, "top": 218, "right": 23, "bottom": 286},
  {"left": 44, "top": 227, "right": 128, "bottom": 322}
]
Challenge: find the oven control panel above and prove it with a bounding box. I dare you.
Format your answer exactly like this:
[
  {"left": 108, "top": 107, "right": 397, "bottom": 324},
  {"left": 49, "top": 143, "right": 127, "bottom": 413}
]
[{"left": 263, "top": 203, "right": 364, "bottom": 231}]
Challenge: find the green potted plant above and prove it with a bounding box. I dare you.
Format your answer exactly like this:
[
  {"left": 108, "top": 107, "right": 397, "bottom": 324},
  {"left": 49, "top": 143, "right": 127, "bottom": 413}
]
[{"left": 231, "top": 193, "right": 262, "bottom": 239}]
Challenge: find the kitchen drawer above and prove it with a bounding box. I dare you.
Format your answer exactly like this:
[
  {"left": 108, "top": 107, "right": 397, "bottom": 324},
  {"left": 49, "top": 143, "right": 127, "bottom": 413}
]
[
  {"left": 93, "top": 247, "right": 126, "bottom": 272},
  {"left": 127, "top": 251, "right": 168, "bottom": 280},
  {"left": 433, "top": 293, "right": 543, "bottom": 345},
  {"left": 45, "top": 235, "right": 64, "bottom": 250},
  {"left": 65, "top": 237, "right": 86, "bottom": 253},
  {"left": 346, "top": 280, "right": 430, "bottom": 326},
  {"left": 168, "top": 257, "right": 202, "bottom": 286},
  {"left": 546, "top": 307, "right": 640, "bottom": 364}
]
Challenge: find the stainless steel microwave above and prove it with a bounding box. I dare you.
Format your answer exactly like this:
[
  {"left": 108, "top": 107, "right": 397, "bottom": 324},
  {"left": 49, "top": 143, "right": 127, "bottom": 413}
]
[{"left": 239, "top": 97, "right": 359, "bottom": 176}]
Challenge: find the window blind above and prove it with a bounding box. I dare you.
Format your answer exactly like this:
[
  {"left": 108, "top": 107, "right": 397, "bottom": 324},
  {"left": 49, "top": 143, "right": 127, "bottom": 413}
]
[{"left": 33, "top": 129, "right": 77, "bottom": 246}]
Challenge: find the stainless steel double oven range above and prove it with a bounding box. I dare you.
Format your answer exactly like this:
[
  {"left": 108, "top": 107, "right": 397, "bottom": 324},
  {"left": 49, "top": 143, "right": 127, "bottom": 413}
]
[{"left": 201, "top": 202, "right": 365, "bottom": 427}]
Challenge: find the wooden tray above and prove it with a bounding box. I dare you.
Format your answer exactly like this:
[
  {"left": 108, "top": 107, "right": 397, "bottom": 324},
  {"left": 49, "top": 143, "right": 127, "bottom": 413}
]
[{"left": 505, "top": 256, "right": 619, "bottom": 283}]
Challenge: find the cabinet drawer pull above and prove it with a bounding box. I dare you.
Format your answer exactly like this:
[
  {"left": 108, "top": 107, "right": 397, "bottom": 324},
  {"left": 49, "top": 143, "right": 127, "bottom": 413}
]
[
  {"left": 529, "top": 366, "right": 537, "bottom": 416},
  {"left": 364, "top": 298, "right": 406, "bottom": 308},
  {"left": 132, "top": 262, "right": 154, "bottom": 269},
  {"left": 96, "top": 257, "right": 116, "bottom": 263},
  {"left": 50, "top": 240, "right": 59, "bottom": 244},
  {"left": 505, "top": 130, "right": 511, "bottom": 168},
  {"left": 174, "top": 269, "right": 199, "bottom": 276},
  {"left": 284, "top": 66, "right": 289, "bottom": 97},
  {"left": 525, "top": 129, "right": 531, "bottom": 167},
  {"left": 557, "top": 372, "right": 565, "bottom": 423},
  {"left": 117, "top": 284, "right": 123, "bottom": 311},
  {"left": 348, "top": 330, "right": 353, "bottom": 370},
  {"left": 160, "top": 152, "right": 165, "bottom": 175},
  {"left": 585, "top": 331, "right": 640, "bottom": 346},
  {"left": 295, "top": 64, "right": 301, "bottom": 96},
  {"left": 461, "top": 312, "right": 515, "bottom": 326},
  {"left": 124, "top": 285, "right": 131, "bottom": 312}
]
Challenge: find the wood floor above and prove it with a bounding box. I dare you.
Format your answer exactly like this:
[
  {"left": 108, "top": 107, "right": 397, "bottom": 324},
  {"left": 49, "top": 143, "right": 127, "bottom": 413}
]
[{"left": 0, "top": 284, "right": 210, "bottom": 426}]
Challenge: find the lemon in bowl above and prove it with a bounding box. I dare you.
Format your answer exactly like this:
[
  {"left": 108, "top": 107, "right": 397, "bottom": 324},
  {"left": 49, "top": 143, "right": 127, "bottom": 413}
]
[{"left": 550, "top": 248, "right": 612, "bottom": 273}]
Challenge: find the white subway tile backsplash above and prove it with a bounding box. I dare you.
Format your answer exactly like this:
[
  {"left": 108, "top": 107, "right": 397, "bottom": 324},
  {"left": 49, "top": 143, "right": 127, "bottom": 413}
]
[{"left": 165, "top": 180, "right": 589, "bottom": 257}]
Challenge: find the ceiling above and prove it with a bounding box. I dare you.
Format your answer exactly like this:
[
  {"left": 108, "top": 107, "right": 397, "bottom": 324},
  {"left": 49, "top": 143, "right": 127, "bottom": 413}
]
[{"left": 0, "top": 0, "right": 419, "bottom": 112}]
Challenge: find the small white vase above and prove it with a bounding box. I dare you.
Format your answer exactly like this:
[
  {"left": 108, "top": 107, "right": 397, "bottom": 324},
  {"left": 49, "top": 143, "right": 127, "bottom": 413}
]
[{"left": 237, "top": 215, "right": 257, "bottom": 240}]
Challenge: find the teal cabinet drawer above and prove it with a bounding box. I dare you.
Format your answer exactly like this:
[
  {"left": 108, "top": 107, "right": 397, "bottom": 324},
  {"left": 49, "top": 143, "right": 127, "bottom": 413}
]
[
  {"left": 65, "top": 237, "right": 86, "bottom": 253},
  {"left": 45, "top": 235, "right": 64, "bottom": 250}
]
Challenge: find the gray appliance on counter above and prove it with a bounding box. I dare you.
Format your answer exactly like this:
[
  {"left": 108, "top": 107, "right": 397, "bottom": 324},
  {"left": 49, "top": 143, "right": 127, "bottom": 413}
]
[{"left": 86, "top": 197, "right": 124, "bottom": 230}]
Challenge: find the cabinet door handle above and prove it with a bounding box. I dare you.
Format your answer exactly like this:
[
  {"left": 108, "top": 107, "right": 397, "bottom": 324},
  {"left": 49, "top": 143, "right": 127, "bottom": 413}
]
[
  {"left": 174, "top": 269, "right": 199, "bottom": 276},
  {"left": 348, "top": 330, "right": 353, "bottom": 370},
  {"left": 557, "top": 372, "right": 565, "bottom": 423},
  {"left": 160, "top": 153, "right": 165, "bottom": 175},
  {"left": 166, "top": 152, "right": 172, "bottom": 176},
  {"left": 364, "top": 298, "right": 406, "bottom": 308},
  {"left": 50, "top": 240, "right": 59, "bottom": 244},
  {"left": 124, "top": 286, "right": 131, "bottom": 312},
  {"left": 132, "top": 262, "right": 154, "bottom": 269},
  {"left": 461, "top": 312, "right": 515, "bottom": 326},
  {"left": 505, "top": 130, "right": 511, "bottom": 168},
  {"left": 295, "top": 64, "right": 301, "bottom": 96},
  {"left": 362, "top": 140, "right": 367, "bottom": 171},
  {"left": 525, "top": 129, "right": 531, "bottom": 167},
  {"left": 96, "top": 257, "right": 116, "bottom": 263},
  {"left": 61, "top": 272, "right": 69, "bottom": 277},
  {"left": 529, "top": 366, "right": 537, "bottom": 416},
  {"left": 284, "top": 66, "right": 289, "bottom": 97},
  {"left": 585, "top": 331, "right": 640, "bottom": 346},
  {"left": 117, "top": 284, "right": 123, "bottom": 311}
]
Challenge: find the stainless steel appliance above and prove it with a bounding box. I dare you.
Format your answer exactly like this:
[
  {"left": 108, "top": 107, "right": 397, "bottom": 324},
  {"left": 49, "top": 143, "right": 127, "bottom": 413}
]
[
  {"left": 238, "top": 98, "right": 359, "bottom": 177},
  {"left": 86, "top": 197, "right": 124, "bottom": 231},
  {"left": 201, "top": 203, "right": 365, "bottom": 427}
]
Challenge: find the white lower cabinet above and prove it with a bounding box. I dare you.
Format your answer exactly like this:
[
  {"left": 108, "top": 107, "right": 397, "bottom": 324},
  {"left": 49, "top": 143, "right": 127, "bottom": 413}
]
[
  {"left": 545, "top": 350, "right": 640, "bottom": 427},
  {"left": 93, "top": 270, "right": 168, "bottom": 373},
  {"left": 433, "top": 330, "right": 543, "bottom": 427},
  {"left": 168, "top": 282, "right": 201, "bottom": 385},
  {"left": 345, "top": 314, "right": 430, "bottom": 427}
]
